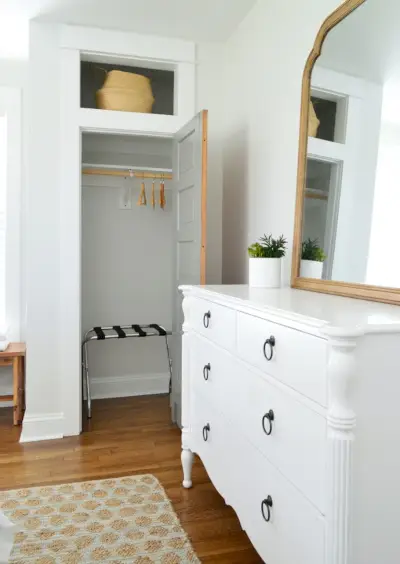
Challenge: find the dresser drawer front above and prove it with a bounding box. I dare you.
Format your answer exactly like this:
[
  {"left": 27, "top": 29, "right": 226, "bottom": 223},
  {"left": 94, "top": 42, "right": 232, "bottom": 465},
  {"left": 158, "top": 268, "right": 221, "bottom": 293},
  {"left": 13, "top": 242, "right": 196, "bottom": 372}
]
[
  {"left": 190, "top": 335, "right": 232, "bottom": 409},
  {"left": 228, "top": 361, "right": 326, "bottom": 512},
  {"left": 191, "top": 396, "right": 238, "bottom": 510},
  {"left": 188, "top": 297, "right": 236, "bottom": 351},
  {"left": 191, "top": 403, "right": 325, "bottom": 564},
  {"left": 237, "top": 312, "right": 327, "bottom": 405},
  {"left": 190, "top": 334, "right": 326, "bottom": 510},
  {"left": 239, "top": 433, "right": 325, "bottom": 564}
]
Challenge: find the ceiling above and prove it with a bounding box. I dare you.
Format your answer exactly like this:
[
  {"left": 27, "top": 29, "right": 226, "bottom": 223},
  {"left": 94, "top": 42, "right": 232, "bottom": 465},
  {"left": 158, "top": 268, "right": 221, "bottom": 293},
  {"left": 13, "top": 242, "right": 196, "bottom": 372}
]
[{"left": 0, "top": 0, "right": 257, "bottom": 58}]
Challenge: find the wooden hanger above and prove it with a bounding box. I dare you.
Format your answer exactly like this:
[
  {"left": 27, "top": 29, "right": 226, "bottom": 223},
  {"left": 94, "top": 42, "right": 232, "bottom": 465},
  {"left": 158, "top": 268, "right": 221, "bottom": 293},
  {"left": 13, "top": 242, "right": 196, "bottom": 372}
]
[{"left": 137, "top": 181, "right": 147, "bottom": 206}]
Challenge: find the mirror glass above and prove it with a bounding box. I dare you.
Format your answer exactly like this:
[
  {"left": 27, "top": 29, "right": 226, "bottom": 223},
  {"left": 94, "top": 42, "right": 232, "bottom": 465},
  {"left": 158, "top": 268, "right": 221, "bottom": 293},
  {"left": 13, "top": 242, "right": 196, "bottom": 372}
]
[{"left": 300, "top": 0, "right": 400, "bottom": 287}]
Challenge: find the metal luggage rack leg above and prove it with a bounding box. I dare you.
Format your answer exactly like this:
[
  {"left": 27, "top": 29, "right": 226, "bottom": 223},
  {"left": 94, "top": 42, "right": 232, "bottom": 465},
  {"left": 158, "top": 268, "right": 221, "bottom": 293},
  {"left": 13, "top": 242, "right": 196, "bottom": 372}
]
[{"left": 82, "top": 324, "right": 173, "bottom": 419}]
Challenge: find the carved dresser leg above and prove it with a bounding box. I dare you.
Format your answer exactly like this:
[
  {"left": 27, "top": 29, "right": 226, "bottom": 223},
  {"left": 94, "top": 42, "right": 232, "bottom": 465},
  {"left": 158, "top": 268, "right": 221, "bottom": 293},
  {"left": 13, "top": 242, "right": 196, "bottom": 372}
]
[
  {"left": 323, "top": 329, "right": 360, "bottom": 564},
  {"left": 181, "top": 448, "right": 194, "bottom": 489}
]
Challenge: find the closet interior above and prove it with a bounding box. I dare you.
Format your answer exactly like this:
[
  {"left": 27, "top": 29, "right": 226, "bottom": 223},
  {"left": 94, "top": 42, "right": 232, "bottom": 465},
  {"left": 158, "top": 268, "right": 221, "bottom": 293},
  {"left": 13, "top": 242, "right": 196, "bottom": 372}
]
[{"left": 81, "top": 132, "right": 175, "bottom": 405}]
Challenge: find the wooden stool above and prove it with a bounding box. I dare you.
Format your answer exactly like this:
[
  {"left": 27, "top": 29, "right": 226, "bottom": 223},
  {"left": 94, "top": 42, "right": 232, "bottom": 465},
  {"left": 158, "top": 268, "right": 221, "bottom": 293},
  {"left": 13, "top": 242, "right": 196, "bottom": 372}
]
[{"left": 0, "top": 343, "right": 26, "bottom": 425}]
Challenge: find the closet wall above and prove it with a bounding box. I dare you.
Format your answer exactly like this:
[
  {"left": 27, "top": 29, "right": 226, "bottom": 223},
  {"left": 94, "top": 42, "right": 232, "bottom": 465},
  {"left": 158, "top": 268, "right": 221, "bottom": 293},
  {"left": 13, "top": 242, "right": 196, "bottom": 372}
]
[{"left": 81, "top": 133, "right": 173, "bottom": 398}]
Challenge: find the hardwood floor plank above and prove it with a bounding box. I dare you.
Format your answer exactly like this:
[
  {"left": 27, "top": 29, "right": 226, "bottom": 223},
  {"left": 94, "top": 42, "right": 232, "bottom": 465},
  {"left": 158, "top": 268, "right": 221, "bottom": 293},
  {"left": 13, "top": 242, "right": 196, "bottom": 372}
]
[{"left": 0, "top": 395, "right": 262, "bottom": 563}]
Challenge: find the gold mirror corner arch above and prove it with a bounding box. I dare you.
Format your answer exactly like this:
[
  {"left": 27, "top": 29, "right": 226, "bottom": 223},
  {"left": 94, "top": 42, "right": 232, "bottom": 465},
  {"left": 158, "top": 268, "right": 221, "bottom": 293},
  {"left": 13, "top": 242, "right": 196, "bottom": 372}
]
[{"left": 291, "top": 0, "right": 400, "bottom": 305}]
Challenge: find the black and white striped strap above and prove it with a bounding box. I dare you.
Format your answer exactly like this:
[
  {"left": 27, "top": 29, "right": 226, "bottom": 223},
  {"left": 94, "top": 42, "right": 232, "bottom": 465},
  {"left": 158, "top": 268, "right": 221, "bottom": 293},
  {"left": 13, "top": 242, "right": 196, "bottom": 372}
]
[
  {"left": 132, "top": 325, "right": 146, "bottom": 337},
  {"left": 150, "top": 324, "right": 167, "bottom": 336},
  {"left": 113, "top": 326, "right": 126, "bottom": 338},
  {"left": 93, "top": 327, "right": 106, "bottom": 340}
]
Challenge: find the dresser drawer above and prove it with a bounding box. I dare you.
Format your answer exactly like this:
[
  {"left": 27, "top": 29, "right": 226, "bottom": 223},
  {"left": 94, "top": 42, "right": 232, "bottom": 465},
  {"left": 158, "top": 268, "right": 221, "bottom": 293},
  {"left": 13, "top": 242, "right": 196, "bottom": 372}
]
[
  {"left": 190, "top": 334, "right": 326, "bottom": 510},
  {"left": 191, "top": 395, "right": 238, "bottom": 510},
  {"left": 188, "top": 297, "right": 236, "bottom": 351},
  {"left": 190, "top": 334, "right": 232, "bottom": 409},
  {"left": 191, "top": 402, "right": 325, "bottom": 564},
  {"left": 238, "top": 431, "right": 325, "bottom": 564},
  {"left": 237, "top": 312, "right": 327, "bottom": 405},
  {"left": 227, "top": 361, "right": 326, "bottom": 512}
]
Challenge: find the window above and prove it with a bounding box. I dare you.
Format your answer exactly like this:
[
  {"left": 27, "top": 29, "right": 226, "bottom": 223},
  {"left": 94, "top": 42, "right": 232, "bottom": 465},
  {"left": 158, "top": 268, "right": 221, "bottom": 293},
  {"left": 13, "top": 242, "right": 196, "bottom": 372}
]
[
  {"left": 0, "top": 115, "right": 6, "bottom": 329},
  {"left": 0, "top": 87, "right": 22, "bottom": 340}
]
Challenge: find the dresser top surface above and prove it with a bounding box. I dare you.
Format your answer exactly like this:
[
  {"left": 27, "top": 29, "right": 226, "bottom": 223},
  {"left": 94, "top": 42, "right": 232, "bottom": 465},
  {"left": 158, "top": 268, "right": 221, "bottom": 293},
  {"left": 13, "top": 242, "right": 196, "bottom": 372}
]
[{"left": 180, "top": 285, "right": 400, "bottom": 335}]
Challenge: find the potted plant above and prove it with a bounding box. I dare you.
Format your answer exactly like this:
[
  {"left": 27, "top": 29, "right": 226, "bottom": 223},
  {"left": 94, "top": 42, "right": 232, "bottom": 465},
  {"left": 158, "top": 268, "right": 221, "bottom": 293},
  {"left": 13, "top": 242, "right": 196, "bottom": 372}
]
[
  {"left": 300, "top": 238, "right": 326, "bottom": 279},
  {"left": 248, "top": 234, "right": 287, "bottom": 288}
]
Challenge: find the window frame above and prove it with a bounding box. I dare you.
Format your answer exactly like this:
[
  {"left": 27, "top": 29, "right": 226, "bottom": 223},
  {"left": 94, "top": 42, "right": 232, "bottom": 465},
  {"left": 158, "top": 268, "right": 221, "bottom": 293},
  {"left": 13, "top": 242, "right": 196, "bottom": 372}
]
[{"left": 0, "top": 86, "right": 22, "bottom": 340}]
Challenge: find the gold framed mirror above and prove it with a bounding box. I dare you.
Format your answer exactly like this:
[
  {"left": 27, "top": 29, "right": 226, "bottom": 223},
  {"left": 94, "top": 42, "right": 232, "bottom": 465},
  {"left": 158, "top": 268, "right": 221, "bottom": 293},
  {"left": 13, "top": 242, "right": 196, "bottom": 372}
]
[{"left": 291, "top": 0, "right": 400, "bottom": 305}]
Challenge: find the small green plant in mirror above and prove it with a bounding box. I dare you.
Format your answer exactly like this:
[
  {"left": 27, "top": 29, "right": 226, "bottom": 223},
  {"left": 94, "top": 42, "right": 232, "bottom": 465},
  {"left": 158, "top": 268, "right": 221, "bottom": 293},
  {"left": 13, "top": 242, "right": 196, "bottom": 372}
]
[
  {"left": 248, "top": 234, "right": 287, "bottom": 258},
  {"left": 301, "top": 238, "right": 326, "bottom": 262}
]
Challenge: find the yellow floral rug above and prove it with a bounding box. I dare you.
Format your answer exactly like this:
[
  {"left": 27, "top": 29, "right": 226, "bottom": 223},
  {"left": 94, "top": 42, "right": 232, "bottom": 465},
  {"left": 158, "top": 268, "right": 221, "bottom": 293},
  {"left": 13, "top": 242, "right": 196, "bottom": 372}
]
[{"left": 0, "top": 474, "right": 199, "bottom": 563}]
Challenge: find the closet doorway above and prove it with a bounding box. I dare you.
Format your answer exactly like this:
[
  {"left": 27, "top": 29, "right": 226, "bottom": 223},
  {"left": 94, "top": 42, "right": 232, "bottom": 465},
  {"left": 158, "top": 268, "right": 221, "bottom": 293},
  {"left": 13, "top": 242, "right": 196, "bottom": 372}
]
[{"left": 80, "top": 111, "right": 207, "bottom": 428}]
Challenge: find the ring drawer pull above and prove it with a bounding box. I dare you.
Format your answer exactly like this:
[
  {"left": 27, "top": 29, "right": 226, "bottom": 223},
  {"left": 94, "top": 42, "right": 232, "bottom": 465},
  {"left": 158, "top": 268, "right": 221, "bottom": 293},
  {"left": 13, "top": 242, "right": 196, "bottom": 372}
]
[
  {"left": 261, "top": 496, "right": 273, "bottom": 522},
  {"left": 202, "top": 423, "right": 210, "bottom": 441},
  {"left": 262, "top": 410, "right": 275, "bottom": 435},
  {"left": 203, "top": 311, "right": 211, "bottom": 328},
  {"left": 203, "top": 363, "right": 211, "bottom": 381},
  {"left": 263, "top": 335, "right": 275, "bottom": 361}
]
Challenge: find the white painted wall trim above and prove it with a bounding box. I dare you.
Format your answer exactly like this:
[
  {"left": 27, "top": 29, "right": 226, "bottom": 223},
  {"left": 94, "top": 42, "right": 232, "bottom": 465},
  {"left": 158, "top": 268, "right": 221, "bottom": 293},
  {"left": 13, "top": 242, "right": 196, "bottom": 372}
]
[
  {"left": 313, "top": 65, "right": 379, "bottom": 99},
  {"left": 60, "top": 24, "right": 196, "bottom": 63},
  {"left": 59, "top": 27, "right": 195, "bottom": 438},
  {"left": 24, "top": 22, "right": 63, "bottom": 444},
  {"left": 91, "top": 373, "right": 170, "bottom": 400},
  {"left": 25, "top": 21, "right": 196, "bottom": 440},
  {"left": 79, "top": 109, "right": 181, "bottom": 137},
  {"left": 20, "top": 412, "right": 64, "bottom": 443},
  {"left": 0, "top": 86, "right": 22, "bottom": 340},
  {"left": 59, "top": 48, "right": 82, "bottom": 438}
]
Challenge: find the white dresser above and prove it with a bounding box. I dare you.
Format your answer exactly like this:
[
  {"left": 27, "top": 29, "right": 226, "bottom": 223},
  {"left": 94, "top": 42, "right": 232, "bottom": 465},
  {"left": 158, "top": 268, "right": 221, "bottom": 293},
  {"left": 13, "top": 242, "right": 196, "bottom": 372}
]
[{"left": 179, "top": 285, "right": 400, "bottom": 564}]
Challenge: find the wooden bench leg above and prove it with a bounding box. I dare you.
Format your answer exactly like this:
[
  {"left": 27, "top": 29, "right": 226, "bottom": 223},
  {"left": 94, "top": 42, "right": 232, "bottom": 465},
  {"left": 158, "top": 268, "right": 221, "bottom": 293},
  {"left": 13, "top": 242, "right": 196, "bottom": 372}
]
[
  {"left": 13, "top": 357, "right": 23, "bottom": 425},
  {"left": 21, "top": 356, "right": 26, "bottom": 412}
]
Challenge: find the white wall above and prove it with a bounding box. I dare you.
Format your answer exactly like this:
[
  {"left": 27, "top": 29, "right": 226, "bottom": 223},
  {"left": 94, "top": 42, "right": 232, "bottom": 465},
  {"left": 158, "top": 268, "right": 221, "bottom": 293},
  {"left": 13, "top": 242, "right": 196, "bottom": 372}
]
[
  {"left": 222, "top": 0, "right": 342, "bottom": 284},
  {"left": 0, "top": 60, "right": 27, "bottom": 89},
  {"left": 81, "top": 134, "right": 173, "bottom": 398}
]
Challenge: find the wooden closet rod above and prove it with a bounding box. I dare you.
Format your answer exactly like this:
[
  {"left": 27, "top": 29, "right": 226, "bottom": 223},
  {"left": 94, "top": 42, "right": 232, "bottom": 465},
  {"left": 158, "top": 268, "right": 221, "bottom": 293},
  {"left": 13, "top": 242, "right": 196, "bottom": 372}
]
[{"left": 82, "top": 168, "right": 173, "bottom": 180}]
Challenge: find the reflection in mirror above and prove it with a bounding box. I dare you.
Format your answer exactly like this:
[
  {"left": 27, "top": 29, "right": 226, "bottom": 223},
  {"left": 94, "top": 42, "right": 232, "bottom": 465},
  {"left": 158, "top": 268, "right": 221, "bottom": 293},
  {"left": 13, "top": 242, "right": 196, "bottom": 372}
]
[{"left": 301, "top": 0, "right": 400, "bottom": 287}]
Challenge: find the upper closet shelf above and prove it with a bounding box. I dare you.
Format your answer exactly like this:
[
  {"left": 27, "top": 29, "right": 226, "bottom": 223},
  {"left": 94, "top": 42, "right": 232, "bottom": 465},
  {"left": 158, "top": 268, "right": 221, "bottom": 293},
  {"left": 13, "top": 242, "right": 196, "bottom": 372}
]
[{"left": 79, "top": 108, "right": 184, "bottom": 137}]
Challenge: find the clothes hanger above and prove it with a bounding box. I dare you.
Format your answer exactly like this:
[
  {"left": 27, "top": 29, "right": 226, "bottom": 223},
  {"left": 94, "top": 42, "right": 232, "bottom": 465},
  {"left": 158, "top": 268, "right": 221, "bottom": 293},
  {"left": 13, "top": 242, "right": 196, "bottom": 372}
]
[
  {"left": 137, "top": 174, "right": 147, "bottom": 206},
  {"left": 159, "top": 174, "right": 166, "bottom": 210},
  {"left": 151, "top": 177, "right": 156, "bottom": 209}
]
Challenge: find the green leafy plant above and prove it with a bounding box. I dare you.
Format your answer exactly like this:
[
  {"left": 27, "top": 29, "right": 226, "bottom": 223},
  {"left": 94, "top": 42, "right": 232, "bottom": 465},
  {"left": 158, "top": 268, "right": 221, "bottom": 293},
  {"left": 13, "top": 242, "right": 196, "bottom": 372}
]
[
  {"left": 248, "top": 234, "right": 287, "bottom": 258},
  {"left": 301, "top": 238, "right": 326, "bottom": 262}
]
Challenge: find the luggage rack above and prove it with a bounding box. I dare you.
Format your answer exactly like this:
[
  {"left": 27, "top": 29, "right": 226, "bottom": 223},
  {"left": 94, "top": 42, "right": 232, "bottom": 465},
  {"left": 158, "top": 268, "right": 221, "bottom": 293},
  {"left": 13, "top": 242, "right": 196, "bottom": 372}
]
[{"left": 82, "top": 324, "right": 172, "bottom": 419}]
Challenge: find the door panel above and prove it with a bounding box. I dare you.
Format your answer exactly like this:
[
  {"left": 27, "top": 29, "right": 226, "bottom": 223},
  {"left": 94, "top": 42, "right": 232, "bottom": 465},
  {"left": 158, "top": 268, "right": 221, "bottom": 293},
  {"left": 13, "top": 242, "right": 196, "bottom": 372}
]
[{"left": 171, "top": 110, "right": 208, "bottom": 425}]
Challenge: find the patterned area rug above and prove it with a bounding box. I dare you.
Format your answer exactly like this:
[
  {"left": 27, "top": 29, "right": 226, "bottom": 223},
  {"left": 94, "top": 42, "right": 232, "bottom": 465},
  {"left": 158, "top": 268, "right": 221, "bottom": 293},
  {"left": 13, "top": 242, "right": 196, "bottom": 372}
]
[{"left": 0, "top": 474, "right": 199, "bottom": 563}]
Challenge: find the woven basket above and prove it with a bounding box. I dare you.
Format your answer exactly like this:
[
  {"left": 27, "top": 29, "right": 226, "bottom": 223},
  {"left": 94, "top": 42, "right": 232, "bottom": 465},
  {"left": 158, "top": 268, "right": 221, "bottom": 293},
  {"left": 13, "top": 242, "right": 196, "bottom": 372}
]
[
  {"left": 96, "top": 70, "right": 155, "bottom": 113},
  {"left": 308, "top": 100, "right": 320, "bottom": 137}
]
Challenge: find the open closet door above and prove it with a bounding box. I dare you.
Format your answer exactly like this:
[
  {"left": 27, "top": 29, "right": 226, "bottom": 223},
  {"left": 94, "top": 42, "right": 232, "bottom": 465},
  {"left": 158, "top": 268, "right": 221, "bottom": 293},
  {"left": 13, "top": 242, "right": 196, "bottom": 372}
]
[{"left": 171, "top": 110, "right": 208, "bottom": 426}]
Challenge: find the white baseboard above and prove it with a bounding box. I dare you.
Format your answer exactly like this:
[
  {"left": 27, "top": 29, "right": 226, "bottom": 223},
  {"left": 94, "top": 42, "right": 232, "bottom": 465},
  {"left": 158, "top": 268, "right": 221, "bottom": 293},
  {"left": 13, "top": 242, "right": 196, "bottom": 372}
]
[
  {"left": 19, "top": 374, "right": 168, "bottom": 443},
  {"left": 91, "top": 372, "right": 170, "bottom": 400},
  {"left": 20, "top": 412, "right": 64, "bottom": 443}
]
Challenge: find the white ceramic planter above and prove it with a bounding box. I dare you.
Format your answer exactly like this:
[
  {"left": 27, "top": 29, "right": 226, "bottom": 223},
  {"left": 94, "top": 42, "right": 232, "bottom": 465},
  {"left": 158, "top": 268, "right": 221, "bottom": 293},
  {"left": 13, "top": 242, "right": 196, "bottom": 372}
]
[
  {"left": 249, "top": 258, "right": 282, "bottom": 288},
  {"left": 300, "top": 259, "right": 324, "bottom": 279}
]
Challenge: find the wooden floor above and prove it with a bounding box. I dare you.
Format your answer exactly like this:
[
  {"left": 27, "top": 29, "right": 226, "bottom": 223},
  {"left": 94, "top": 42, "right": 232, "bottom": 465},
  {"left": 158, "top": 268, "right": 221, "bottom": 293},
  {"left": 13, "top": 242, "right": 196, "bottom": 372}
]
[{"left": 0, "top": 395, "right": 262, "bottom": 563}]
